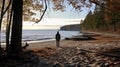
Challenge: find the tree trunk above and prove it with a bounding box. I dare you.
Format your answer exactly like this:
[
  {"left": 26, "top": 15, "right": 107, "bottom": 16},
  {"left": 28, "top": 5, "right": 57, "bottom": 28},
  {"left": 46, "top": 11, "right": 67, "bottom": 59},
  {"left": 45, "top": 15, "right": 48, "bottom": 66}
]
[
  {"left": 6, "top": 7, "right": 12, "bottom": 54},
  {"left": 113, "top": 22, "right": 117, "bottom": 32},
  {"left": 10, "top": 0, "right": 23, "bottom": 54},
  {"left": 0, "top": 0, "right": 5, "bottom": 49}
]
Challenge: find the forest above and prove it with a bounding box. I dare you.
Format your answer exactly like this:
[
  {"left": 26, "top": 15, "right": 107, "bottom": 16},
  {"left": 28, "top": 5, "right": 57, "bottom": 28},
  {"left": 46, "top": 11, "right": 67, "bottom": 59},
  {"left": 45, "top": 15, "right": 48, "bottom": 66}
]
[
  {"left": 81, "top": 0, "right": 120, "bottom": 33},
  {"left": 60, "top": 24, "right": 81, "bottom": 31}
]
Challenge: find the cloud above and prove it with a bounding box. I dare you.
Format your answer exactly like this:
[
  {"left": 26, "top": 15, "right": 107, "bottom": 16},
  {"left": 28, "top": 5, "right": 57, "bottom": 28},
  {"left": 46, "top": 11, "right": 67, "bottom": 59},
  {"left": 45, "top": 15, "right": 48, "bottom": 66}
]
[{"left": 23, "top": 18, "right": 83, "bottom": 29}]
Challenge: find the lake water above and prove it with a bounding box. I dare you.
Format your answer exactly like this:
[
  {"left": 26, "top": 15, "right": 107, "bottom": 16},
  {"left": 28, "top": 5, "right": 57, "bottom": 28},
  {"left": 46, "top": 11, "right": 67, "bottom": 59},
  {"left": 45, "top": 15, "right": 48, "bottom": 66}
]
[{"left": 1, "top": 29, "right": 80, "bottom": 43}]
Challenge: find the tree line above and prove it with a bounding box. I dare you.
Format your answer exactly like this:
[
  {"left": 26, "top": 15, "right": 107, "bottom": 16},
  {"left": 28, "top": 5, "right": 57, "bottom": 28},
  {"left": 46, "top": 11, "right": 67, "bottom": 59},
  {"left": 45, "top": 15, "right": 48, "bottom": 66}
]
[
  {"left": 60, "top": 24, "right": 81, "bottom": 31},
  {"left": 81, "top": 0, "right": 120, "bottom": 33}
]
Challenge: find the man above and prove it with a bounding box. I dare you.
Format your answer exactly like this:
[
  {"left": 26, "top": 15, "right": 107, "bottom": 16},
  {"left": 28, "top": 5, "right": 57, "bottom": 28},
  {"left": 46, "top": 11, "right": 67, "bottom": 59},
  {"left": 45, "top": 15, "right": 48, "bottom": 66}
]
[{"left": 55, "top": 31, "right": 61, "bottom": 47}]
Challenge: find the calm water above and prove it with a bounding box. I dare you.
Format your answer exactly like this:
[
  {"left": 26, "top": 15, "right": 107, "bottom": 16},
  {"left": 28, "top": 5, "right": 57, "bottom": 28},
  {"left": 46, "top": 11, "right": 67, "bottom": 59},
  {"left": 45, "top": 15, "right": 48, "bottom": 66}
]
[{"left": 1, "top": 29, "right": 80, "bottom": 43}]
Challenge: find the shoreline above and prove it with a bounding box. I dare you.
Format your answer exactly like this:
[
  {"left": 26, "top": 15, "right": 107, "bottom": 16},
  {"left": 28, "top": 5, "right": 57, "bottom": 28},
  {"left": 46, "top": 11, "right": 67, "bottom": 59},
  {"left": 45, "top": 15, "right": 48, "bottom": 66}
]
[
  {"left": 1, "top": 30, "right": 79, "bottom": 45},
  {"left": 26, "top": 32, "right": 120, "bottom": 50},
  {"left": 1, "top": 32, "right": 120, "bottom": 50}
]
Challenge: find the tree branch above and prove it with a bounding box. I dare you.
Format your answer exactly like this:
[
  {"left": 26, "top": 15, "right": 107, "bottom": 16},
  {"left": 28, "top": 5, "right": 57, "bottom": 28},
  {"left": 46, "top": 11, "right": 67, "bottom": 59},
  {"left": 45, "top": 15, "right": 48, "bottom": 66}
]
[
  {"left": 35, "top": 0, "right": 47, "bottom": 23},
  {"left": 90, "top": 0, "right": 100, "bottom": 6},
  {"left": 90, "top": 0, "right": 112, "bottom": 12},
  {"left": 3, "top": 0, "right": 12, "bottom": 16}
]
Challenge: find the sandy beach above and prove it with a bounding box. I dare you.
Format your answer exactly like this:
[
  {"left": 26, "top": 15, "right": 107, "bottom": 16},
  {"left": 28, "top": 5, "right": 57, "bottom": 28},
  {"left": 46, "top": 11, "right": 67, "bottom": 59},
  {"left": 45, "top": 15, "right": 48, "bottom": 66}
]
[{"left": 27, "top": 40, "right": 81, "bottom": 49}]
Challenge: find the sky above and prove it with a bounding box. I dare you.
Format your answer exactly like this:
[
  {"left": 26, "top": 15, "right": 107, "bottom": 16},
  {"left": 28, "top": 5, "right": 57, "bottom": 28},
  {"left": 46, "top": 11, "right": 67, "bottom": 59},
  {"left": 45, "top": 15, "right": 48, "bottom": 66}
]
[
  {"left": 23, "top": 18, "right": 83, "bottom": 29},
  {"left": 23, "top": 2, "right": 95, "bottom": 30}
]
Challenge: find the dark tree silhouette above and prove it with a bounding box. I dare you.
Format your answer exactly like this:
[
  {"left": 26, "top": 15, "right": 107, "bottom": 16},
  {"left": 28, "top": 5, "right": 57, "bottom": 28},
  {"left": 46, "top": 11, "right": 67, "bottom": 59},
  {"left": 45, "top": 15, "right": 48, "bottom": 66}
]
[{"left": 10, "top": 0, "right": 23, "bottom": 55}]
